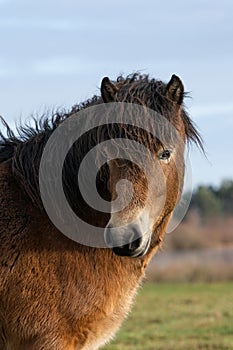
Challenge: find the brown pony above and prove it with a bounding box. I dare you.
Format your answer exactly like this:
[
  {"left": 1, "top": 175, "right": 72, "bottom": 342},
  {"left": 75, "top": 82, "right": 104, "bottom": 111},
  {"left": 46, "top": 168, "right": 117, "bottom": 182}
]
[{"left": 0, "top": 73, "right": 202, "bottom": 350}]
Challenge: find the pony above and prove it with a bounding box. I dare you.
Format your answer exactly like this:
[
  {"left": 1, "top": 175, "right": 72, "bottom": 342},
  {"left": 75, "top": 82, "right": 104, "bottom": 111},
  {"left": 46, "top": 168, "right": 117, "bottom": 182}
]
[{"left": 0, "top": 73, "right": 202, "bottom": 350}]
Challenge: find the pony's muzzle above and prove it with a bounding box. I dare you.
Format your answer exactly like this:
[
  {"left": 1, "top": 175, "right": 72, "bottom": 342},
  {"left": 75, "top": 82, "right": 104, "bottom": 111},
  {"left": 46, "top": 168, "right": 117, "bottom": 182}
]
[{"left": 104, "top": 223, "right": 150, "bottom": 258}]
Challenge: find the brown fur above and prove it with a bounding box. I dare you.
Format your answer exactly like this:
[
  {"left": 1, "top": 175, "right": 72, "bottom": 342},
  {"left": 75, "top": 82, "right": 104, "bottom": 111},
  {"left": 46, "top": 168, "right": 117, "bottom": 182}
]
[{"left": 0, "top": 73, "right": 202, "bottom": 349}]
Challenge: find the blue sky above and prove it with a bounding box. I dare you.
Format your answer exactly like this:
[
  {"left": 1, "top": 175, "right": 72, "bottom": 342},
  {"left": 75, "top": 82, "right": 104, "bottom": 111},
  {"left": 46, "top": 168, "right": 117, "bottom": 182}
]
[{"left": 0, "top": 0, "right": 233, "bottom": 188}]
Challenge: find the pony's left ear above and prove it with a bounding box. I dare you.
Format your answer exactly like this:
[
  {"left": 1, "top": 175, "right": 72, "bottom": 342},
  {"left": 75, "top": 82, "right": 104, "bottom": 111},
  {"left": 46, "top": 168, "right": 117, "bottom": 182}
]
[
  {"left": 101, "top": 77, "right": 118, "bottom": 103},
  {"left": 166, "top": 74, "right": 184, "bottom": 105}
]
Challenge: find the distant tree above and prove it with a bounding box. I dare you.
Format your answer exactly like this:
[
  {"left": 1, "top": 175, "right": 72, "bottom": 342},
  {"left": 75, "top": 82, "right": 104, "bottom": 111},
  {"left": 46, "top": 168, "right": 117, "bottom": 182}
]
[
  {"left": 217, "top": 180, "right": 233, "bottom": 216},
  {"left": 189, "top": 179, "right": 233, "bottom": 219},
  {"left": 191, "top": 185, "right": 223, "bottom": 219}
]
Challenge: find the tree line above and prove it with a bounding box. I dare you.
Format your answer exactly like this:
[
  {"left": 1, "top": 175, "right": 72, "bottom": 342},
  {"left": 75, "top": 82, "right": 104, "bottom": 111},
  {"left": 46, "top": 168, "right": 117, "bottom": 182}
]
[{"left": 190, "top": 179, "right": 233, "bottom": 218}]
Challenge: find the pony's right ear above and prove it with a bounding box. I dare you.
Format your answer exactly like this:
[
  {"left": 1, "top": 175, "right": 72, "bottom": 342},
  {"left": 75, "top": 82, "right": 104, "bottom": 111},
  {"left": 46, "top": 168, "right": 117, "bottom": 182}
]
[
  {"left": 101, "top": 77, "right": 118, "bottom": 103},
  {"left": 166, "top": 74, "right": 184, "bottom": 105}
]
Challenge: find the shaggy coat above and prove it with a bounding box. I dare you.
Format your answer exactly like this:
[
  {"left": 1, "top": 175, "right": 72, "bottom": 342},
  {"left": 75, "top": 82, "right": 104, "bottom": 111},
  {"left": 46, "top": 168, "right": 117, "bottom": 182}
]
[{"left": 0, "top": 73, "right": 202, "bottom": 350}]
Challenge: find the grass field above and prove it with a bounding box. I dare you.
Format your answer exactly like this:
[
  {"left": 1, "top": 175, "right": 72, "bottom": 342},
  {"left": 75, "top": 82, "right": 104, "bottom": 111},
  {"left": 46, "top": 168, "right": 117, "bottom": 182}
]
[{"left": 104, "top": 282, "right": 233, "bottom": 350}]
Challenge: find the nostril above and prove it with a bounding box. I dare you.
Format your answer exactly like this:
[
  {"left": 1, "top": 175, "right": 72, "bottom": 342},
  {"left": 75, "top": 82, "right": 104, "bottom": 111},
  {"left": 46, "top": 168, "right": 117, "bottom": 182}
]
[
  {"left": 128, "top": 237, "right": 142, "bottom": 251},
  {"left": 105, "top": 223, "right": 144, "bottom": 256}
]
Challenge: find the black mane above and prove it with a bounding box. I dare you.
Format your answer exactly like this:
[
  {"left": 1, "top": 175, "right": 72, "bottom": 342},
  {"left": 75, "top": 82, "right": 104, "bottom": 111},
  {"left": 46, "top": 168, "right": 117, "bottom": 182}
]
[{"left": 0, "top": 73, "right": 203, "bottom": 214}]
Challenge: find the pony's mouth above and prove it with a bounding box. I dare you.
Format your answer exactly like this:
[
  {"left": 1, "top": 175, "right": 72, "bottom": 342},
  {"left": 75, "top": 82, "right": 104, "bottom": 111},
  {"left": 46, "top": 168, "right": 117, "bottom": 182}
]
[{"left": 111, "top": 235, "right": 151, "bottom": 258}]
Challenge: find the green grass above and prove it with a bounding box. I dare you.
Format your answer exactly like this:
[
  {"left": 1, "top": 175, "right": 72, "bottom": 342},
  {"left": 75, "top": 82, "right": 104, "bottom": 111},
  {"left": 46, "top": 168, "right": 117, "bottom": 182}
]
[{"left": 104, "top": 282, "right": 233, "bottom": 350}]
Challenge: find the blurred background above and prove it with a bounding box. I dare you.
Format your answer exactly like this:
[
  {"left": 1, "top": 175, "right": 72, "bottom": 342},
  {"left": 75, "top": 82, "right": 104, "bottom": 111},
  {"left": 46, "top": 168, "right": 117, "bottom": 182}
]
[
  {"left": 0, "top": 1, "right": 233, "bottom": 348},
  {"left": 1, "top": 0, "right": 233, "bottom": 187}
]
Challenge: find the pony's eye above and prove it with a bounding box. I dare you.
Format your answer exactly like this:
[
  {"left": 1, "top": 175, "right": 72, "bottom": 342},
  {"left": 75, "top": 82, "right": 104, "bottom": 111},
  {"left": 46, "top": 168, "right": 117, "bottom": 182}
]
[{"left": 158, "top": 150, "right": 172, "bottom": 161}]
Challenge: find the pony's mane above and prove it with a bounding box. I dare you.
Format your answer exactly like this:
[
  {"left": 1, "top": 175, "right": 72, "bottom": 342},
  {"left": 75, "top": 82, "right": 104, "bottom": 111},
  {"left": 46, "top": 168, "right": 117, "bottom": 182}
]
[
  {"left": 0, "top": 73, "right": 203, "bottom": 160},
  {"left": 0, "top": 73, "right": 203, "bottom": 213}
]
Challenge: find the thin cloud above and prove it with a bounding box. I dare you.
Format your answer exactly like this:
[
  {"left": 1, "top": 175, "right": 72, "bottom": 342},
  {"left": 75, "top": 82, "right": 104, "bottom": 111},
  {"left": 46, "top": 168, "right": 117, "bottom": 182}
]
[
  {"left": 32, "top": 56, "right": 116, "bottom": 76},
  {"left": 0, "top": 18, "right": 82, "bottom": 31},
  {"left": 191, "top": 104, "right": 233, "bottom": 119},
  {"left": 33, "top": 56, "right": 84, "bottom": 75}
]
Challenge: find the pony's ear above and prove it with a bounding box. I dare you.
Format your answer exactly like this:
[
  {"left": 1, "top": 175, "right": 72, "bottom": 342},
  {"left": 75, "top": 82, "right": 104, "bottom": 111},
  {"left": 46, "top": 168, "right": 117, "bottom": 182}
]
[
  {"left": 101, "top": 77, "right": 118, "bottom": 103},
  {"left": 166, "top": 74, "right": 184, "bottom": 105}
]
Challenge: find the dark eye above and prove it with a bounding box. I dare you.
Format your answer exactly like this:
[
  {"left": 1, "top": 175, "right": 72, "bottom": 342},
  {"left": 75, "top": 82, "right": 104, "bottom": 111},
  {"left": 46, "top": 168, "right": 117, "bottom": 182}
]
[{"left": 158, "top": 149, "right": 172, "bottom": 161}]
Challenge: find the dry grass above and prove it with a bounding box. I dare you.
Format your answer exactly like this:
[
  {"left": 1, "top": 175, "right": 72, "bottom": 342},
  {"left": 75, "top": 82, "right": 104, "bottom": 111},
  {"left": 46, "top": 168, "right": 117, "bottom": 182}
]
[
  {"left": 164, "top": 213, "right": 233, "bottom": 251},
  {"left": 146, "top": 250, "right": 233, "bottom": 282},
  {"left": 146, "top": 212, "right": 233, "bottom": 282}
]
